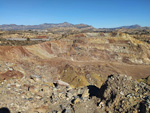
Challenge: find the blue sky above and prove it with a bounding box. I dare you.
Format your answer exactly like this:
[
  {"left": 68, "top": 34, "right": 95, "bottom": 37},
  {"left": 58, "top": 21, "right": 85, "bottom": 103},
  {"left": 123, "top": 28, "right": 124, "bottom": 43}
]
[{"left": 0, "top": 0, "right": 150, "bottom": 28}]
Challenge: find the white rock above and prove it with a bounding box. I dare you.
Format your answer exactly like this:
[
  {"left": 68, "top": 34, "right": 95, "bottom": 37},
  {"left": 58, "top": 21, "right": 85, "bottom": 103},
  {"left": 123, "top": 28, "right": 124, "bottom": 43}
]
[
  {"left": 8, "top": 67, "right": 13, "bottom": 71},
  {"left": 56, "top": 80, "right": 70, "bottom": 86},
  {"left": 16, "top": 83, "right": 21, "bottom": 87},
  {"left": 120, "top": 91, "right": 124, "bottom": 95}
]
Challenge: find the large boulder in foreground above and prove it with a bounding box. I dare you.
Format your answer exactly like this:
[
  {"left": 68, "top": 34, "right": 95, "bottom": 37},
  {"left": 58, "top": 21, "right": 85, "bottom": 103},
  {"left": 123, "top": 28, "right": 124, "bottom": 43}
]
[{"left": 97, "top": 74, "right": 150, "bottom": 113}]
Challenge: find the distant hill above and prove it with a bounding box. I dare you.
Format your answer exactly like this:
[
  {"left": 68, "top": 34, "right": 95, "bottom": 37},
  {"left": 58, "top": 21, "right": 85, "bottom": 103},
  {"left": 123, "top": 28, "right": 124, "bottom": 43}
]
[
  {"left": 0, "top": 23, "right": 150, "bottom": 31},
  {"left": 116, "top": 24, "right": 142, "bottom": 29},
  {"left": 0, "top": 22, "right": 93, "bottom": 30},
  {"left": 98, "top": 24, "right": 150, "bottom": 33}
]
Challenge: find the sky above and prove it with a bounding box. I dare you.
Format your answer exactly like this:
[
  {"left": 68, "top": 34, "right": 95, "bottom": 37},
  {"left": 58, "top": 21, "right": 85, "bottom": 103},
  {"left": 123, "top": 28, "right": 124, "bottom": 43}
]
[{"left": 0, "top": 0, "right": 150, "bottom": 28}]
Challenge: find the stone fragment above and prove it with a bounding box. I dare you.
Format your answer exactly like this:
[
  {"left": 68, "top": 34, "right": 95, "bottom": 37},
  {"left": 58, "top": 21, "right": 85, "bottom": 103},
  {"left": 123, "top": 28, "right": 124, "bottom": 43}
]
[
  {"left": 82, "top": 89, "right": 89, "bottom": 98},
  {"left": 73, "top": 98, "right": 81, "bottom": 104}
]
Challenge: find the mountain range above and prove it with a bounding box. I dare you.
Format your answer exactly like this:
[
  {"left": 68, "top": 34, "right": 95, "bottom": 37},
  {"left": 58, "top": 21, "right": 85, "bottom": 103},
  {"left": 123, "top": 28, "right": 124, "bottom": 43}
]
[
  {"left": 0, "top": 22, "right": 93, "bottom": 30},
  {"left": 0, "top": 22, "right": 149, "bottom": 30}
]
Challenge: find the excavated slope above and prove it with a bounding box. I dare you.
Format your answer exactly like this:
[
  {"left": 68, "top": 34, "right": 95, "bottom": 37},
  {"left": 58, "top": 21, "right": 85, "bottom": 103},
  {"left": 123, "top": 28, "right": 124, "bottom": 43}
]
[{"left": 0, "top": 32, "right": 150, "bottom": 88}]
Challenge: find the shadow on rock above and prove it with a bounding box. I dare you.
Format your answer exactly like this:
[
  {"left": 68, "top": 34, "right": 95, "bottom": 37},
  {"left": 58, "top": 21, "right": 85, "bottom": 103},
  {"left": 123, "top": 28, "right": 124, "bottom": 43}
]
[
  {"left": 0, "top": 107, "right": 10, "bottom": 113},
  {"left": 87, "top": 85, "right": 100, "bottom": 98},
  {"left": 139, "top": 102, "right": 146, "bottom": 113}
]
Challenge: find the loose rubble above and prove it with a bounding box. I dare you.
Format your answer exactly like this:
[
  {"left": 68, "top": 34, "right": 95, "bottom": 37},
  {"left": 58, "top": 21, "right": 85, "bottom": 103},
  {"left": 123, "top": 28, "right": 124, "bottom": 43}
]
[{"left": 0, "top": 74, "right": 149, "bottom": 113}]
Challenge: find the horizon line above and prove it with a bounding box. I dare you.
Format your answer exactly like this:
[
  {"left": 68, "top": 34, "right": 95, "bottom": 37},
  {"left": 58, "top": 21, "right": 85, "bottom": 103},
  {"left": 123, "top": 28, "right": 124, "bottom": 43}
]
[{"left": 0, "top": 22, "right": 149, "bottom": 28}]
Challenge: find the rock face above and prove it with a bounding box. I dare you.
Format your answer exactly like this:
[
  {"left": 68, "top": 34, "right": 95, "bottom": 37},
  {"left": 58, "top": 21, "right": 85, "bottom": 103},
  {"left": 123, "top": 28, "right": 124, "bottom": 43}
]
[{"left": 97, "top": 74, "right": 150, "bottom": 113}]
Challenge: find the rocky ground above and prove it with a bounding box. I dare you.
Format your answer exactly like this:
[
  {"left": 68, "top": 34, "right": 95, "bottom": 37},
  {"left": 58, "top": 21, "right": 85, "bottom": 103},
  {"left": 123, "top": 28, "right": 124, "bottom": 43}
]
[
  {"left": 0, "top": 74, "right": 149, "bottom": 113},
  {"left": 0, "top": 31, "right": 150, "bottom": 113}
]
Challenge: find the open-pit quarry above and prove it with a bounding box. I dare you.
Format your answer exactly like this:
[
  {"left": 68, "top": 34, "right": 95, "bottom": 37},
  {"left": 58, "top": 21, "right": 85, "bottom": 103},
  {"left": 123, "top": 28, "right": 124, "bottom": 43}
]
[{"left": 0, "top": 31, "right": 150, "bottom": 113}]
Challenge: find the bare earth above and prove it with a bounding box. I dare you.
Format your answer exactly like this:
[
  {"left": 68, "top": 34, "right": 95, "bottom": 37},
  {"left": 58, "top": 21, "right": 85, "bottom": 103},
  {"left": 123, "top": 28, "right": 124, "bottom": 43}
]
[{"left": 0, "top": 32, "right": 150, "bottom": 112}]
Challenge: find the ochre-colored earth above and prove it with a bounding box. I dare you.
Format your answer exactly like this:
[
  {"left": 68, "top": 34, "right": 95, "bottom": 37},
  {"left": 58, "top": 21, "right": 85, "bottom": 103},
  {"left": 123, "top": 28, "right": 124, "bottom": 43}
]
[{"left": 0, "top": 32, "right": 150, "bottom": 88}]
